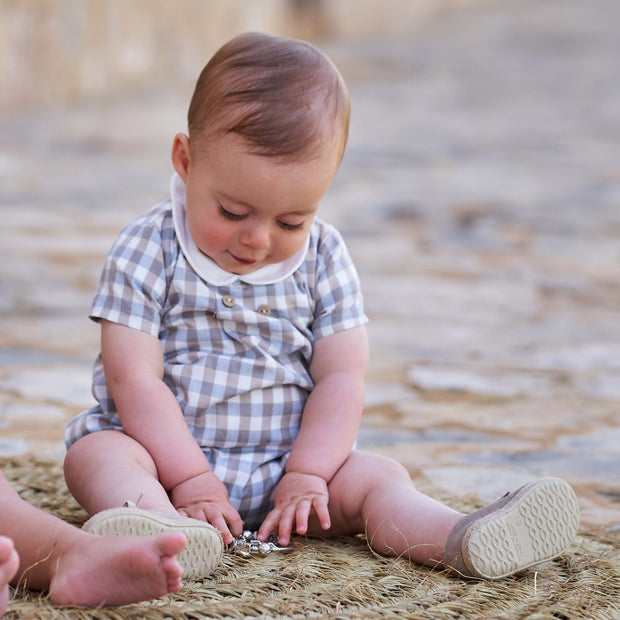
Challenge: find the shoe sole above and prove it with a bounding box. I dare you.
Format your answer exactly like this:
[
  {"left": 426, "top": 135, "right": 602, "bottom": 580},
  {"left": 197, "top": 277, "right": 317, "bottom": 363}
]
[
  {"left": 463, "top": 478, "right": 580, "bottom": 579},
  {"left": 83, "top": 507, "right": 223, "bottom": 580}
]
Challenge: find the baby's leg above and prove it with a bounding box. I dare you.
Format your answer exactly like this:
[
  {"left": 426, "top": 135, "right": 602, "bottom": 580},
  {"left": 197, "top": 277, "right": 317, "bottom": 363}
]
[
  {"left": 309, "top": 451, "right": 461, "bottom": 566},
  {"left": 311, "top": 451, "right": 580, "bottom": 579},
  {"left": 0, "top": 536, "right": 19, "bottom": 616},
  {"left": 64, "top": 430, "right": 176, "bottom": 515}
]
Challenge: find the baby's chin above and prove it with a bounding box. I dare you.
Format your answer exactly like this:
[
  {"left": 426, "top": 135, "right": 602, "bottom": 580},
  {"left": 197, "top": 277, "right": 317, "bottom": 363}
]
[
  {"left": 222, "top": 262, "right": 269, "bottom": 276},
  {"left": 227, "top": 262, "right": 265, "bottom": 276}
]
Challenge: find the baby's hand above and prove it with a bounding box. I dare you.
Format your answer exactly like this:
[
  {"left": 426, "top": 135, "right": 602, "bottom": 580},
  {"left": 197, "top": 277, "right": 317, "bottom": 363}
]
[
  {"left": 257, "top": 472, "right": 330, "bottom": 546},
  {"left": 171, "top": 471, "right": 243, "bottom": 544}
]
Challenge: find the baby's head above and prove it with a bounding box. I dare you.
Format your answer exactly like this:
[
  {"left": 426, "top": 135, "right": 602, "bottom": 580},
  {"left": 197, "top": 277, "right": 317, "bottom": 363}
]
[
  {"left": 186, "top": 32, "right": 350, "bottom": 164},
  {"left": 172, "top": 33, "right": 351, "bottom": 276}
]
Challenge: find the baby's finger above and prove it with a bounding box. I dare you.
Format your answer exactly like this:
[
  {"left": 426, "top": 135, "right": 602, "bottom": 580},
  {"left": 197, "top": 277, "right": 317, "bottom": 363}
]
[
  {"left": 277, "top": 505, "right": 297, "bottom": 546},
  {"left": 227, "top": 514, "right": 245, "bottom": 538},
  {"left": 203, "top": 508, "right": 235, "bottom": 544},
  {"left": 221, "top": 505, "right": 244, "bottom": 538},
  {"left": 294, "top": 498, "right": 312, "bottom": 535},
  {"left": 257, "top": 508, "right": 281, "bottom": 541},
  {"left": 312, "top": 496, "right": 331, "bottom": 531}
]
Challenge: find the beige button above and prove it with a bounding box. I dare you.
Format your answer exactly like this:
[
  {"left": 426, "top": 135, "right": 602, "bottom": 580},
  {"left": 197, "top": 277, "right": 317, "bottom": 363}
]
[
  {"left": 257, "top": 304, "right": 271, "bottom": 316},
  {"left": 222, "top": 295, "right": 235, "bottom": 308}
]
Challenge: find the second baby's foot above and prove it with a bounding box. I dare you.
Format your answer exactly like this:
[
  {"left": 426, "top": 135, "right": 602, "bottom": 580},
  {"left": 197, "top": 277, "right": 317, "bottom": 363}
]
[{"left": 49, "top": 531, "right": 186, "bottom": 607}]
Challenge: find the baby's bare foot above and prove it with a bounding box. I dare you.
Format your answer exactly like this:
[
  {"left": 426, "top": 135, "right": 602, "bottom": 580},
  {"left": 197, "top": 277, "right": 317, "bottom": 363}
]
[
  {"left": 49, "top": 532, "right": 186, "bottom": 607},
  {"left": 0, "top": 536, "right": 20, "bottom": 616}
]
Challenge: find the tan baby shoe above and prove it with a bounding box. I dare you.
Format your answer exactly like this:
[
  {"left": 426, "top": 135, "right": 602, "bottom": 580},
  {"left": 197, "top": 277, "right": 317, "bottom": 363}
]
[
  {"left": 82, "top": 505, "right": 224, "bottom": 580},
  {"left": 442, "top": 477, "right": 580, "bottom": 580}
]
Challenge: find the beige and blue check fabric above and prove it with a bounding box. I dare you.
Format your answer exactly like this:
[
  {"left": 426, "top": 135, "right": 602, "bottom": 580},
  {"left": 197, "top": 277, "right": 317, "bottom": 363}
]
[{"left": 65, "top": 202, "right": 367, "bottom": 527}]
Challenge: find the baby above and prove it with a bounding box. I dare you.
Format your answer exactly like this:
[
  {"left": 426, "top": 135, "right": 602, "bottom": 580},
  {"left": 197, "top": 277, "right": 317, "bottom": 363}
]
[{"left": 64, "top": 32, "right": 580, "bottom": 581}]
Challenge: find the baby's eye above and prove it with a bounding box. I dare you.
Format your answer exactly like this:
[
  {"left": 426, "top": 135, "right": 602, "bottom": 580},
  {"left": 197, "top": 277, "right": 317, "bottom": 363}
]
[
  {"left": 218, "top": 205, "right": 246, "bottom": 221},
  {"left": 278, "top": 220, "right": 305, "bottom": 232}
]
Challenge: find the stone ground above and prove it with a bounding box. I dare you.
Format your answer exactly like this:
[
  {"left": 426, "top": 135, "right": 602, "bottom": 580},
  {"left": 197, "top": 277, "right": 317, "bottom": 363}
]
[{"left": 1, "top": 0, "right": 619, "bottom": 535}]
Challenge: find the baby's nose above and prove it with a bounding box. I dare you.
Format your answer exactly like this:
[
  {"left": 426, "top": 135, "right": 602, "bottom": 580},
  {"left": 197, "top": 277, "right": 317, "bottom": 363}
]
[{"left": 241, "top": 222, "right": 270, "bottom": 249}]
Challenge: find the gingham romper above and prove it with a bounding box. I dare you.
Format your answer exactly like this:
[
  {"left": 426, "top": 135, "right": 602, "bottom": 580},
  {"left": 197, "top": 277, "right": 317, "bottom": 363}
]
[{"left": 65, "top": 174, "right": 368, "bottom": 527}]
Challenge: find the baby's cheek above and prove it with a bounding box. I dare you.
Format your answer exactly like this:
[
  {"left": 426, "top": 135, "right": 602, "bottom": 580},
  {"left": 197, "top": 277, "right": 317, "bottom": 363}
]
[
  {"left": 272, "top": 234, "right": 308, "bottom": 263},
  {"left": 196, "top": 225, "right": 231, "bottom": 255}
]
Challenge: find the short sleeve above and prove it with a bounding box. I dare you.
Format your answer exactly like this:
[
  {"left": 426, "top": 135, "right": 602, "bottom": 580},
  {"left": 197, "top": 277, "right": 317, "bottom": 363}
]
[
  {"left": 310, "top": 225, "right": 368, "bottom": 340},
  {"left": 90, "top": 213, "right": 168, "bottom": 337}
]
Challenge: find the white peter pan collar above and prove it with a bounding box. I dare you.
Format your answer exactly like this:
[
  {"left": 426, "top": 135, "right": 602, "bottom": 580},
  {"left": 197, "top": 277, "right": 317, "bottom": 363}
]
[{"left": 170, "top": 173, "right": 309, "bottom": 286}]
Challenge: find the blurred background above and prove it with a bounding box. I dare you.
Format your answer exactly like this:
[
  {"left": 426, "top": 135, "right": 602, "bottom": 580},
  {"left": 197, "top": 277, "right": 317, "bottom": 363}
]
[
  {"left": 1, "top": 0, "right": 619, "bottom": 535},
  {"left": 0, "top": 0, "right": 484, "bottom": 111}
]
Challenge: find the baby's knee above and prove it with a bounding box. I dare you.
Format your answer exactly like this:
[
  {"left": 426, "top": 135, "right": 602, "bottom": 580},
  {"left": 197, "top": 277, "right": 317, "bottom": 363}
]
[
  {"left": 375, "top": 455, "right": 411, "bottom": 484},
  {"left": 352, "top": 452, "right": 412, "bottom": 486}
]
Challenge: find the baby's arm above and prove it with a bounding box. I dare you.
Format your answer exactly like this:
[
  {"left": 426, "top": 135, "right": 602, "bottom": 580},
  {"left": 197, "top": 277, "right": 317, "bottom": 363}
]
[
  {"left": 101, "top": 320, "right": 243, "bottom": 541},
  {"left": 258, "top": 325, "right": 369, "bottom": 544}
]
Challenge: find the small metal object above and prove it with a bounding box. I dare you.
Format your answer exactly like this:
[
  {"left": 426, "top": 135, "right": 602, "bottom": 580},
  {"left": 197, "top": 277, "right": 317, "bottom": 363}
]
[{"left": 227, "top": 530, "right": 293, "bottom": 557}]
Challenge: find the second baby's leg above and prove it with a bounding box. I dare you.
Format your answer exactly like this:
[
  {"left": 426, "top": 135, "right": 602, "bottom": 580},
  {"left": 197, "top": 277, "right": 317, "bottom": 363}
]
[
  {"left": 307, "top": 451, "right": 463, "bottom": 567},
  {"left": 64, "top": 431, "right": 177, "bottom": 516}
]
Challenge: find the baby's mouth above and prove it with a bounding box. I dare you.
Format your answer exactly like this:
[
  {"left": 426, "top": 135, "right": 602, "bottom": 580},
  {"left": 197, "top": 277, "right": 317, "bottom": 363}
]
[{"left": 230, "top": 253, "right": 258, "bottom": 266}]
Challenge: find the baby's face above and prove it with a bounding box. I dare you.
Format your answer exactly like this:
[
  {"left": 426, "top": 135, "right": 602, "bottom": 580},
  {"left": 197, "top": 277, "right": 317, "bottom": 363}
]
[{"left": 172, "top": 133, "right": 341, "bottom": 275}]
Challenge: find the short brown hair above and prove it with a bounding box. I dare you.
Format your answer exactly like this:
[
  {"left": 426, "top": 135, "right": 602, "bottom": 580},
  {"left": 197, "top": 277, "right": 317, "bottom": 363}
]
[{"left": 187, "top": 32, "right": 350, "bottom": 163}]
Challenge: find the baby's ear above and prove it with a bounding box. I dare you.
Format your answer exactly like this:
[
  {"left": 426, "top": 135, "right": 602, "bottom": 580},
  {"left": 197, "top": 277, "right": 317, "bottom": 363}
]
[{"left": 171, "top": 133, "right": 191, "bottom": 181}]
